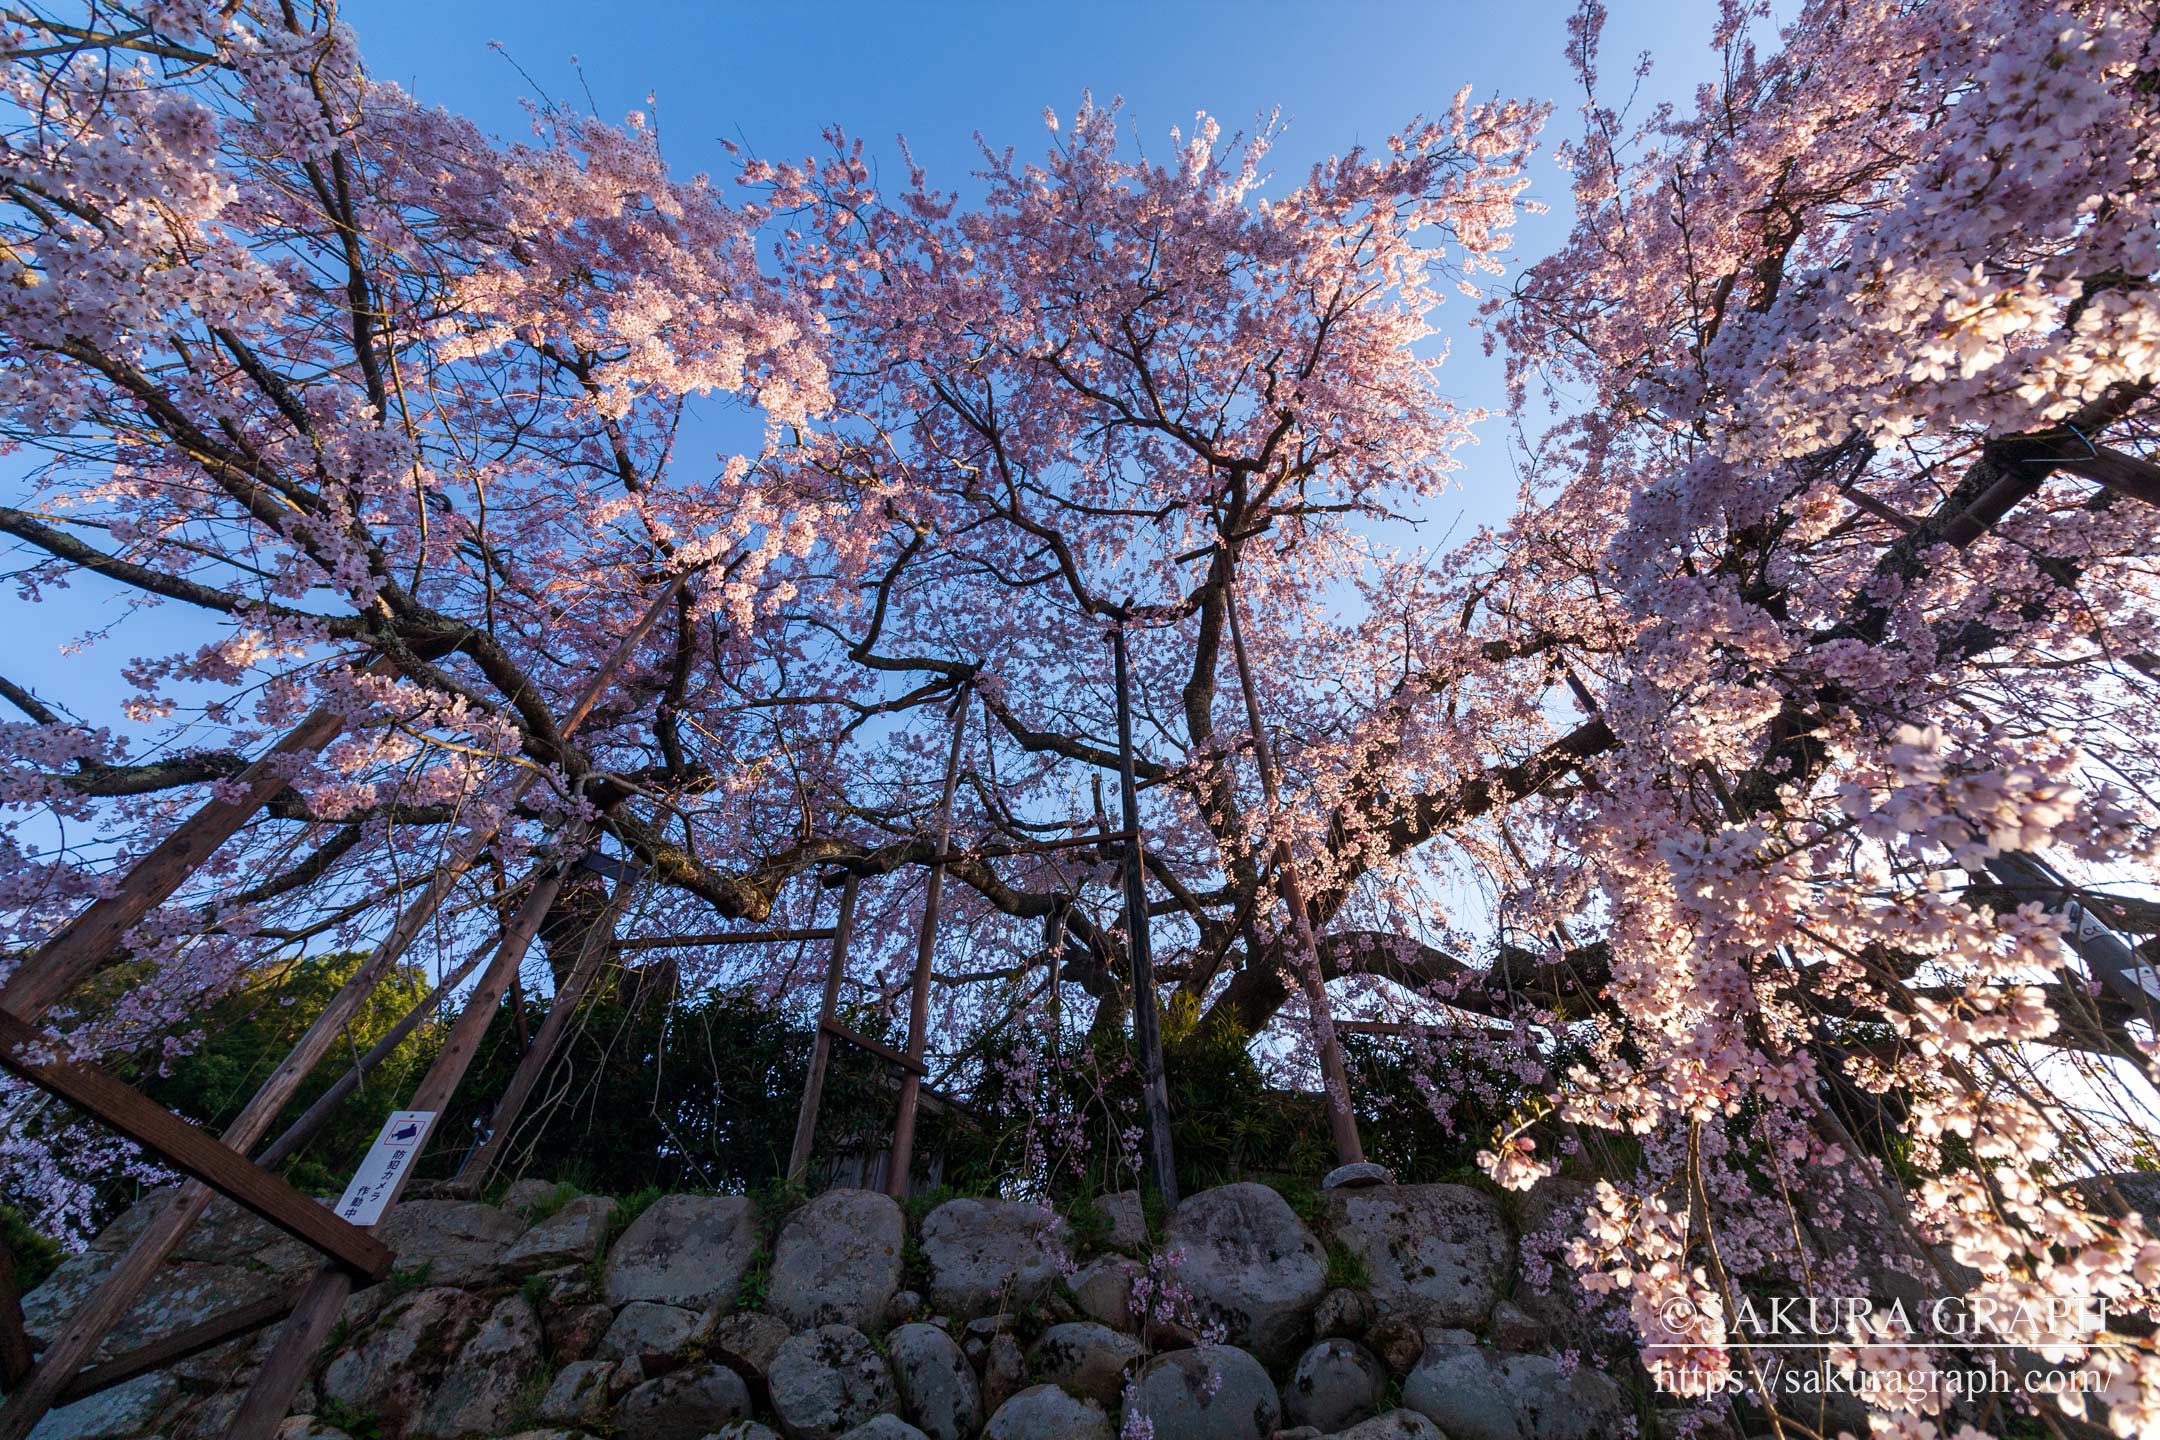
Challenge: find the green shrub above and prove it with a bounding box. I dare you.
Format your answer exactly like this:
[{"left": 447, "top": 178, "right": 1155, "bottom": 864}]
[{"left": 0, "top": 1205, "right": 62, "bottom": 1292}]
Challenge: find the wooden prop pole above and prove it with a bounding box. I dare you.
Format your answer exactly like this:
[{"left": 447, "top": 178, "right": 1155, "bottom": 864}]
[
  {"left": 56, "top": 1291, "right": 297, "bottom": 1405},
  {"left": 1223, "top": 577, "right": 1366, "bottom": 1167},
  {"left": 1, "top": 575, "right": 690, "bottom": 1440},
  {"left": 256, "top": 936, "right": 501, "bottom": 1170},
  {"left": 226, "top": 838, "right": 582, "bottom": 1440},
  {"left": 449, "top": 861, "right": 647, "bottom": 1193},
  {"left": 0, "top": 862, "right": 521, "bottom": 1440},
  {"left": 886, "top": 694, "right": 970, "bottom": 1199},
  {"left": 787, "top": 874, "right": 860, "bottom": 1185},
  {"left": 0, "top": 1011, "right": 394, "bottom": 1279},
  {"left": 0, "top": 655, "right": 395, "bottom": 1021},
  {"left": 1111, "top": 622, "right": 1179, "bottom": 1206}
]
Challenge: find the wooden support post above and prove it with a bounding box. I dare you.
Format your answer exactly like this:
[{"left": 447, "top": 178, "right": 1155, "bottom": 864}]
[
  {"left": 56, "top": 1291, "right": 297, "bottom": 1404},
  {"left": 255, "top": 935, "right": 501, "bottom": 1170},
  {"left": 787, "top": 875, "right": 859, "bottom": 1186},
  {"left": 449, "top": 861, "right": 646, "bottom": 1194},
  {"left": 0, "top": 1011, "right": 394, "bottom": 1280},
  {"left": 1223, "top": 577, "right": 1365, "bottom": 1168},
  {"left": 2053, "top": 446, "right": 2160, "bottom": 509},
  {"left": 226, "top": 838, "right": 582, "bottom": 1440},
  {"left": 1043, "top": 899, "right": 1068, "bottom": 1048},
  {"left": 1111, "top": 621, "right": 1179, "bottom": 1206},
  {"left": 823, "top": 1017, "right": 927, "bottom": 1076},
  {"left": 0, "top": 656, "right": 394, "bottom": 1021},
  {"left": 886, "top": 695, "right": 969, "bottom": 1199},
  {"left": 0, "top": 872, "right": 512, "bottom": 1440},
  {"left": 0, "top": 577, "right": 687, "bottom": 1440},
  {"left": 615, "top": 927, "right": 836, "bottom": 951}
]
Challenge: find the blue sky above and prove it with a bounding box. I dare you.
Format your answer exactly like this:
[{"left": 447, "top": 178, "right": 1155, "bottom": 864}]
[
  {"left": 343, "top": 0, "right": 1729, "bottom": 521},
  {"left": 8, "top": 0, "right": 1737, "bottom": 731}
]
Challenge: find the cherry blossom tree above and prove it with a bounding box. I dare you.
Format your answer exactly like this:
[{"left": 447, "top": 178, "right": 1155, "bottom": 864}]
[
  {"left": 2, "top": 3, "right": 2158, "bottom": 1438},
  {"left": 1470, "top": 1, "right": 2160, "bottom": 1435}
]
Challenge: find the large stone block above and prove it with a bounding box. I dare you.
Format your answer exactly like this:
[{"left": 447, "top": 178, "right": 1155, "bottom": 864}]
[
  {"left": 886, "top": 1321, "right": 981, "bottom": 1440},
  {"left": 1123, "top": 1344, "right": 1281, "bottom": 1440},
  {"left": 1163, "top": 1182, "right": 1327, "bottom": 1364},
  {"left": 1326, "top": 1182, "right": 1512, "bottom": 1331},
  {"left": 410, "top": 1294, "right": 545, "bottom": 1439},
  {"left": 768, "top": 1323, "right": 898, "bottom": 1440},
  {"left": 918, "top": 1197, "right": 1070, "bottom": 1318},
  {"left": 1402, "top": 1338, "right": 1628, "bottom": 1440},
  {"left": 603, "top": 1193, "right": 759, "bottom": 1310},
  {"left": 377, "top": 1200, "right": 530, "bottom": 1287},
  {"left": 613, "top": 1361, "right": 754, "bottom": 1440},
  {"left": 769, "top": 1188, "right": 905, "bottom": 1332},
  {"left": 981, "top": 1384, "right": 1113, "bottom": 1440}
]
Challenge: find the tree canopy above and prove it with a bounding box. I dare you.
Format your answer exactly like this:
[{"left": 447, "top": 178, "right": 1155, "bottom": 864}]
[{"left": 2, "top": 3, "right": 2158, "bottom": 1436}]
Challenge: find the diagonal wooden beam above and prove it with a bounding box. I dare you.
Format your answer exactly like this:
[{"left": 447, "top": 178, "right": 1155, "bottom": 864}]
[
  {"left": 447, "top": 861, "right": 646, "bottom": 1194},
  {"left": 224, "top": 836, "right": 583, "bottom": 1439},
  {"left": 55, "top": 1291, "right": 297, "bottom": 1404},
  {"left": 787, "top": 875, "right": 860, "bottom": 1185},
  {"left": 0, "top": 656, "right": 395, "bottom": 1021},
  {"left": 0, "top": 1010, "right": 392, "bottom": 1281},
  {"left": 886, "top": 691, "right": 970, "bottom": 1199}
]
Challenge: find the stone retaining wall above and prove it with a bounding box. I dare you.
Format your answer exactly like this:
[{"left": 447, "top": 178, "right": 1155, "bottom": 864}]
[{"left": 15, "top": 1175, "right": 1668, "bottom": 1440}]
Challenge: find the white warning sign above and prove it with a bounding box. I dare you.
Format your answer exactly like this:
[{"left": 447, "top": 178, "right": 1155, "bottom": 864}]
[{"left": 334, "top": 1110, "right": 437, "bottom": 1226}]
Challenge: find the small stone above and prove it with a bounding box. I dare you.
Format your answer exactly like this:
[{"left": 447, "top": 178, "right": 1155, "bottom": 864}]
[
  {"left": 981, "top": 1383, "right": 1114, "bottom": 1440},
  {"left": 769, "top": 1188, "right": 907, "bottom": 1332},
  {"left": 275, "top": 1421, "right": 354, "bottom": 1440},
  {"left": 887, "top": 1321, "right": 981, "bottom": 1440},
  {"left": 501, "top": 1177, "right": 573, "bottom": 1212},
  {"left": 918, "top": 1197, "right": 1071, "bottom": 1318},
  {"left": 1068, "top": 1256, "right": 1140, "bottom": 1331},
  {"left": 1315, "top": 1286, "right": 1372, "bottom": 1340},
  {"left": 1322, "top": 1162, "right": 1395, "bottom": 1190},
  {"left": 1365, "top": 1316, "right": 1424, "bottom": 1376},
  {"left": 1490, "top": 1298, "right": 1547, "bottom": 1350},
  {"left": 1282, "top": 1338, "right": 1385, "bottom": 1432},
  {"left": 840, "top": 1417, "right": 930, "bottom": 1440},
  {"left": 597, "top": 1299, "right": 701, "bottom": 1362},
  {"left": 980, "top": 1331, "right": 1027, "bottom": 1416},
  {"left": 530, "top": 1263, "right": 599, "bottom": 1308},
  {"left": 960, "top": 1312, "right": 1015, "bottom": 1366},
  {"left": 612, "top": 1360, "right": 754, "bottom": 1440},
  {"left": 708, "top": 1425, "right": 785, "bottom": 1440},
  {"left": 1123, "top": 1344, "right": 1282, "bottom": 1440},
  {"left": 1030, "top": 1320, "right": 1143, "bottom": 1405},
  {"left": 887, "top": 1288, "right": 925, "bottom": 1326},
  {"left": 701, "top": 1308, "right": 794, "bottom": 1380},
  {"left": 504, "top": 1193, "right": 616, "bottom": 1272},
  {"left": 768, "top": 1323, "right": 899, "bottom": 1440},
  {"left": 376, "top": 1199, "right": 529, "bottom": 1286},
  {"left": 544, "top": 1299, "right": 615, "bottom": 1365},
  {"left": 1333, "top": 1411, "right": 1448, "bottom": 1440},
  {"left": 536, "top": 1359, "right": 618, "bottom": 1428},
  {"left": 410, "top": 1294, "right": 545, "bottom": 1439},
  {"left": 603, "top": 1193, "right": 761, "bottom": 1310}
]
